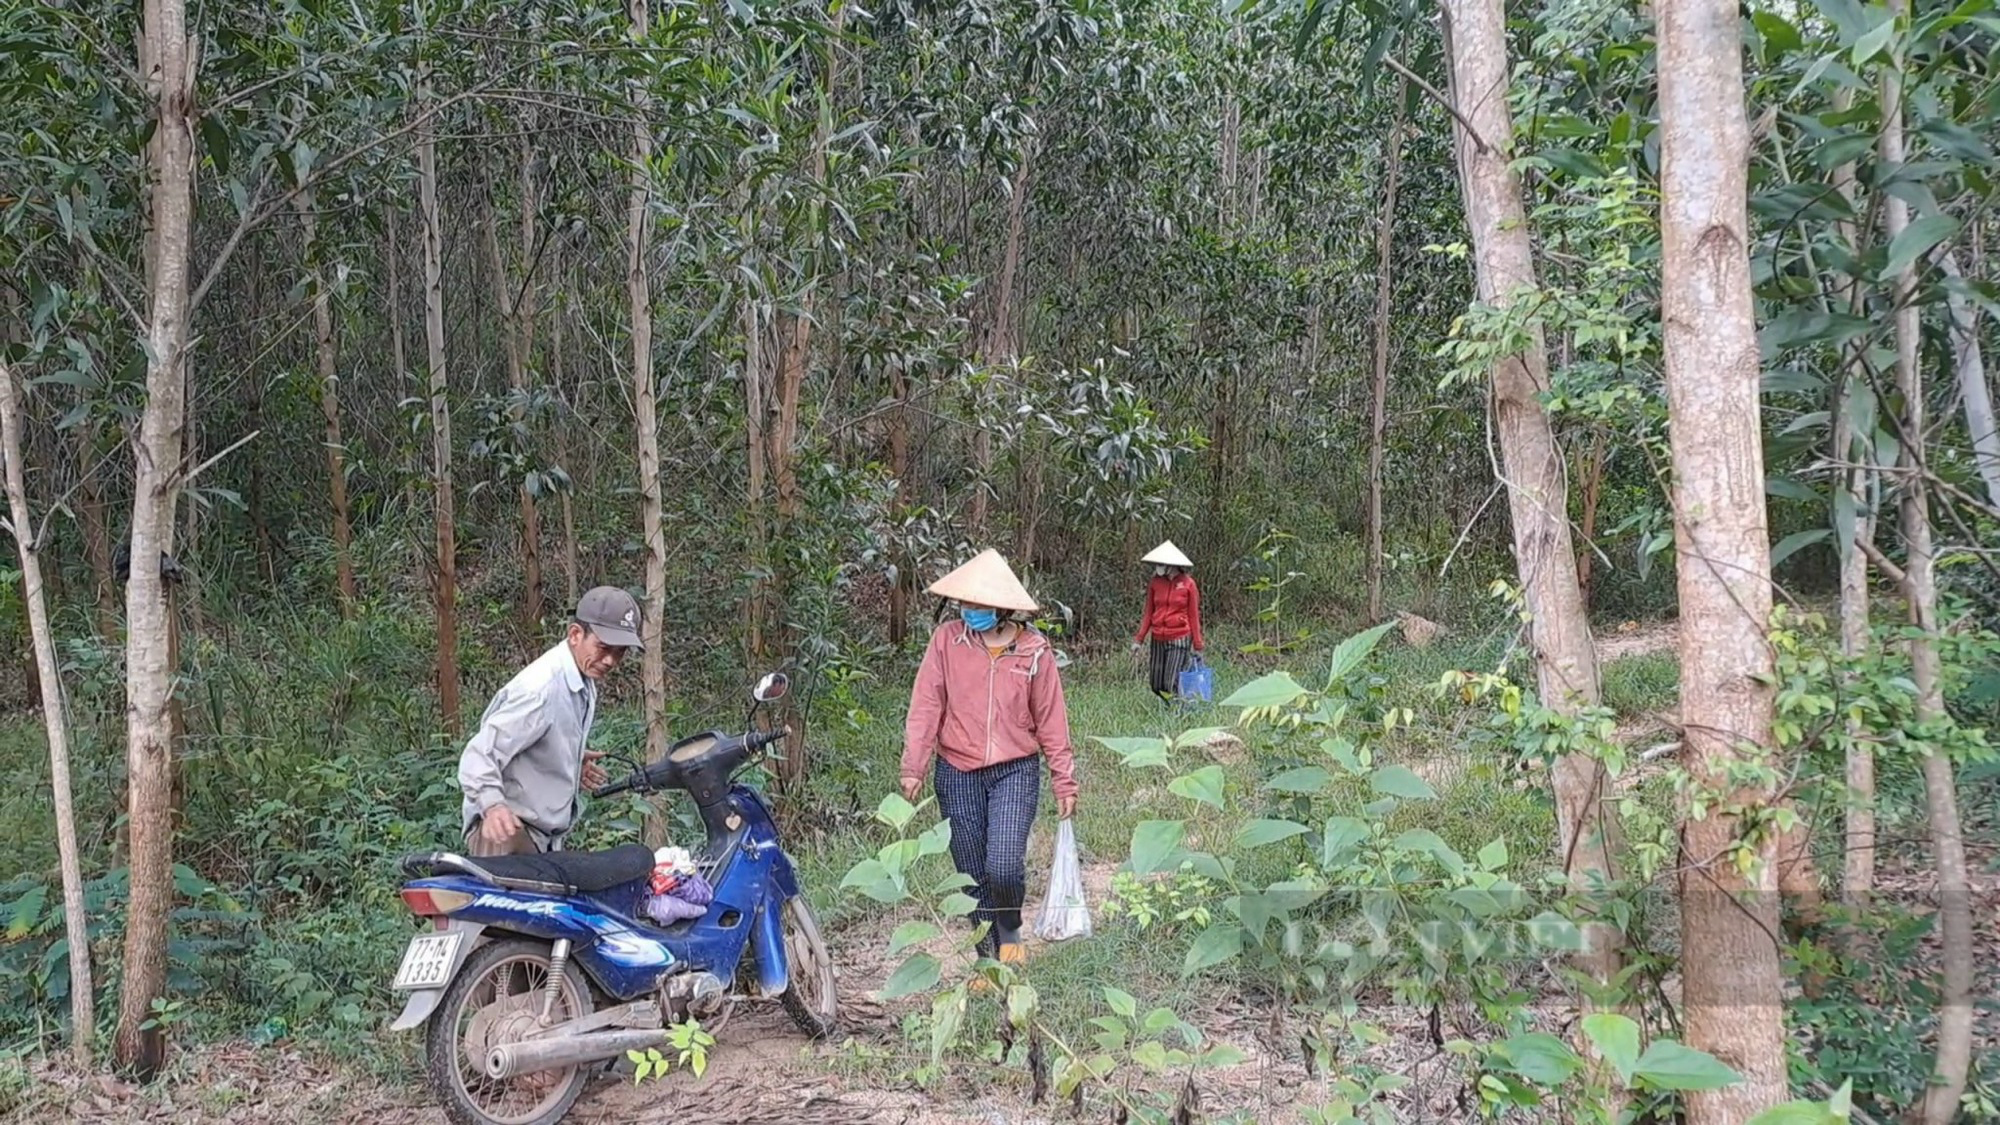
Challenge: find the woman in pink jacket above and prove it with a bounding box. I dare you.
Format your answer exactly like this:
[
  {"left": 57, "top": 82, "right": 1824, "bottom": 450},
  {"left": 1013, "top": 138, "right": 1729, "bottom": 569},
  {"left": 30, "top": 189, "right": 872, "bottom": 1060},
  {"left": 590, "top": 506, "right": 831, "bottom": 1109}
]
[
  {"left": 1132, "top": 540, "right": 1204, "bottom": 704},
  {"left": 901, "top": 549, "right": 1080, "bottom": 965}
]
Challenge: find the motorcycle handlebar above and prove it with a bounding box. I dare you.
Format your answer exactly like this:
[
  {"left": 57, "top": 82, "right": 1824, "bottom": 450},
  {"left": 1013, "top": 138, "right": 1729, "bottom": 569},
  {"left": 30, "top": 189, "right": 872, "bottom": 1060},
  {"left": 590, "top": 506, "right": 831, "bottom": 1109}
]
[{"left": 587, "top": 726, "right": 790, "bottom": 800}]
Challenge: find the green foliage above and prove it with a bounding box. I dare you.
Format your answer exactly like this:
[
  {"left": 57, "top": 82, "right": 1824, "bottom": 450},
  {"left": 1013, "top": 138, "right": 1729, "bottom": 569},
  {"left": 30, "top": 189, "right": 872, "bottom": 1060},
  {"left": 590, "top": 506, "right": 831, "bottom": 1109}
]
[
  {"left": 1099, "top": 863, "right": 1216, "bottom": 933},
  {"left": 628, "top": 1020, "right": 716, "bottom": 1083}
]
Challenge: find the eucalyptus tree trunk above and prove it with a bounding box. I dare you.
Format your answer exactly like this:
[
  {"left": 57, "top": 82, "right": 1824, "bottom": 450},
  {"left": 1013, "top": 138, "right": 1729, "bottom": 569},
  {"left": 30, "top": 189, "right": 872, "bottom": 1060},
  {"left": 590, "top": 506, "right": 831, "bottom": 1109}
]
[
  {"left": 418, "top": 75, "right": 461, "bottom": 735},
  {"left": 0, "top": 361, "right": 95, "bottom": 1066},
  {"left": 1656, "top": 3, "right": 1787, "bottom": 1116},
  {"left": 1939, "top": 250, "right": 1999, "bottom": 508},
  {"left": 552, "top": 298, "right": 580, "bottom": 610},
  {"left": 888, "top": 357, "right": 912, "bottom": 646},
  {"left": 483, "top": 143, "right": 544, "bottom": 635},
  {"left": 972, "top": 152, "right": 1033, "bottom": 535},
  {"left": 1365, "top": 82, "right": 1408, "bottom": 624},
  {"left": 1881, "top": 12, "right": 1974, "bottom": 1117},
  {"left": 117, "top": 0, "right": 197, "bottom": 1078},
  {"left": 1439, "top": 0, "right": 1623, "bottom": 1012},
  {"left": 303, "top": 192, "right": 357, "bottom": 616},
  {"left": 629, "top": 0, "right": 668, "bottom": 771}
]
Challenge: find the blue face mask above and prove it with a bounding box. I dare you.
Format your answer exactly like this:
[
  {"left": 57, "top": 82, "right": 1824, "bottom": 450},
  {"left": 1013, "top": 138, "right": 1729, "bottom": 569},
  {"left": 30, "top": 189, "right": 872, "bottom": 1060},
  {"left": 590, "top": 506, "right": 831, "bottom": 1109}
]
[{"left": 961, "top": 607, "right": 999, "bottom": 633}]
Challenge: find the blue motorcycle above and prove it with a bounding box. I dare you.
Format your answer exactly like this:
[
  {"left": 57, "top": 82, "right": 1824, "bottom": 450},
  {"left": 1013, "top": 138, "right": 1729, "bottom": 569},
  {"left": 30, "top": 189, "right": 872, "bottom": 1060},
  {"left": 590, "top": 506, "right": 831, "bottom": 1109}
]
[{"left": 386, "top": 673, "right": 837, "bottom": 1125}]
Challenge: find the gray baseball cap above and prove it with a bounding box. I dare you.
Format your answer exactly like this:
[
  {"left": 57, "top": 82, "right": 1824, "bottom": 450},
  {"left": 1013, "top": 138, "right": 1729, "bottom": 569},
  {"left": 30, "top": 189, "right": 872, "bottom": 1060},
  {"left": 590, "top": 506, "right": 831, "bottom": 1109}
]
[{"left": 576, "top": 586, "right": 645, "bottom": 650}]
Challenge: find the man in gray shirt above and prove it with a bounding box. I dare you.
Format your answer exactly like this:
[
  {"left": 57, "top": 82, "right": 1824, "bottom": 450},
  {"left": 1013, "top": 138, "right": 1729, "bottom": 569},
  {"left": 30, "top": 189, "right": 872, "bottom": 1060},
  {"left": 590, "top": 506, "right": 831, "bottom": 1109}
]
[{"left": 457, "top": 586, "right": 645, "bottom": 855}]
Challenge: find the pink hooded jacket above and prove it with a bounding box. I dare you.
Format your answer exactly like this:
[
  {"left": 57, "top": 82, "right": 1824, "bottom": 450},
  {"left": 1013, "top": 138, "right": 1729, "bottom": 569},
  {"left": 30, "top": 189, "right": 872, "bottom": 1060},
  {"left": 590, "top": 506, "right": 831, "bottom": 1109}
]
[{"left": 901, "top": 621, "right": 1079, "bottom": 801}]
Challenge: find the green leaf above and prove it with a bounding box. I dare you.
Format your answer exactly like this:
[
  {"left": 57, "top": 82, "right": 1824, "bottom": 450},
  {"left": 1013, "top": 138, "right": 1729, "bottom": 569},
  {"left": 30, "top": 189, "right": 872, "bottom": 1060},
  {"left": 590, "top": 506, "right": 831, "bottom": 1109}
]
[
  {"left": 1167, "top": 765, "right": 1226, "bottom": 810},
  {"left": 1103, "top": 986, "right": 1138, "bottom": 1019},
  {"left": 1851, "top": 11, "right": 1895, "bottom": 66},
  {"left": 1753, "top": 10, "right": 1802, "bottom": 54},
  {"left": 1476, "top": 838, "right": 1508, "bottom": 872},
  {"left": 1493, "top": 1033, "right": 1584, "bottom": 1086},
  {"left": 1390, "top": 829, "right": 1465, "bottom": 875},
  {"left": 875, "top": 792, "right": 917, "bottom": 830},
  {"left": 1326, "top": 621, "right": 1396, "bottom": 687},
  {"left": 1130, "top": 820, "right": 1186, "bottom": 876},
  {"left": 840, "top": 859, "right": 904, "bottom": 904},
  {"left": 1633, "top": 1040, "right": 1742, "bottom": 1091},
  {"left": 1222, "top": 671, "right": 1306, "bottom": 709},
  {"left": 1265, "top": 766, "right": 1333, "bottom": 794},
  {"left": 1321, "top": 816, "right": 1371, "bottom": 866},
  {"left": 939, "top": 892, "right": 979, "bottom": 917},
  {"left": 1182, "top": 924, "right": 1243, "bottom": 975},
  {"left": 1007, "top": 983, "right": 1039, "bottom": 1029},
  {"left": 930, "top": 985, "right": 966, "bottom": 1065},
  {"left": 878, "top": 952, "right": 942, "bottom": 1000},
  {"left": 1581, "top": 1012, "right": 1642, "bottom": 1082},
  {"left": 915, "top": 819, "right": 952, "bottom": 858},
  {"left": 1880, "top": 214, "right": 1959, "bottom": 280},
  {"left": 888, "top": 920, "right": 943, "bottom": 956},
  {"left": 1173, "top": 727, "right": 1229, "bottom": 749},
  {"left": 1235, "top": 819, "right": 1309, "bottom": 849},
  {"left": 1745, "top": 1080, "right": 1853, "bottom": 1125},
  {"left": 1097, "top": 736, "right": 1171, "bottom": 767},
  {"left": 1369, "top": 764, "right": 1436, "bottom": 800},
  {"left": 1772, "top": 528, "right": 1831, "bottom": 566},
  {"left": 1527, "top": 911, "right": 1586, "bottom": 951},
  {"left": 6, "top": 884, "right": 46, "bottom": 940}
]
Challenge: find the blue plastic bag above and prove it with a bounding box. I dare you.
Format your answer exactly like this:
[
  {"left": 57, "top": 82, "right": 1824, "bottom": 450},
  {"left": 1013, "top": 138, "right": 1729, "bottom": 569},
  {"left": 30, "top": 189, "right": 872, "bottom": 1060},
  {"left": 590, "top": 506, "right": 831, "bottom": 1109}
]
[{"left": 1177, "top": 653, "right": 1213, "bottom": 704}]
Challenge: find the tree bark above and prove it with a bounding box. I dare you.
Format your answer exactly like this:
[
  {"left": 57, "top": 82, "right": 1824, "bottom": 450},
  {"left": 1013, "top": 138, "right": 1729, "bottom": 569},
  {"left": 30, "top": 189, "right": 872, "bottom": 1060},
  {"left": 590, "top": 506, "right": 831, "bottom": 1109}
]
[
  {"left": 1881, "top": 14, "right": 1974, "bottom": 1118},
  {"left": 972, "top": 152, "right": 1034, "bottom": 535},
  {"left": 303, "top": 192, "right": 357, "bottom": 615},
  {"left": 552, "top": 298, "right": 580, "bottom": 609},
  {"left": 1366, "top": 83, "right": 1408, "bottom": 624},
  {"left": 1938, "top": 251, "right": 1999, "bottom": 508},
  {"left": 1656, "top": 3, "right": 1788, "bottom": 1117},
  {"left": 1575, "top": 430, "right": 1606, "bottom": 603},
  {"left": 482, "top": 145, "right": 544, "bottom": 636},
  {"left": 116, "top": 0, "right": 196, "bottom": 1079},
  {"left": 0, "top": 361, "right": 96, "bottom": 1066},
  {"left": 888, "top": 357, "right": 912, "bottom": 647},
  {"left": 1440, "top": 0, "right": 1622, "bottom": 1015},
  {"left": 629, "top": 0, "right": 668, "bottom": 770},
  {"left": 418, "top": 75, "right": 460, "bottom": 735}
]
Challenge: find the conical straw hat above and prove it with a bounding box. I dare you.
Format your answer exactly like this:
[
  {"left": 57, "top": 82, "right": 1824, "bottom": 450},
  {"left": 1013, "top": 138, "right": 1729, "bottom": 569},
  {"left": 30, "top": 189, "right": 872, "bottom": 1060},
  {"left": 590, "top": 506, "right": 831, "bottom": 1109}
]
[
  {"left": 1141, "top": 540, "right": 1193, "bottom": 568},
  {"left": 927, "top": 549, "right": 1039, "bottom": 613}
]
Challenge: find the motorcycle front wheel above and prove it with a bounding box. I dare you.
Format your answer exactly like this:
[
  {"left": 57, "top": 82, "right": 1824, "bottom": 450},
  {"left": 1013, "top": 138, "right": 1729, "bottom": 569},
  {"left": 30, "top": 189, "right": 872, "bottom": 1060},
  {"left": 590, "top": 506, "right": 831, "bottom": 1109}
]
[
  {"left": 424, "top": 938, "right": 595, "bottom": 1125},
  {"left": 777, "top": 896, "right": 839, "bottom": 1038}
]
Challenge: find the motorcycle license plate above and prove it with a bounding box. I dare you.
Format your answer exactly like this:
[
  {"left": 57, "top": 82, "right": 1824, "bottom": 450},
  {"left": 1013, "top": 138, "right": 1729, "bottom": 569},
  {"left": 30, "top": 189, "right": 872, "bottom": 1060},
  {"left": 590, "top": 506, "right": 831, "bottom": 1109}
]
[{"left": 391, "top": 932, "right": 462, "bottom": 991}]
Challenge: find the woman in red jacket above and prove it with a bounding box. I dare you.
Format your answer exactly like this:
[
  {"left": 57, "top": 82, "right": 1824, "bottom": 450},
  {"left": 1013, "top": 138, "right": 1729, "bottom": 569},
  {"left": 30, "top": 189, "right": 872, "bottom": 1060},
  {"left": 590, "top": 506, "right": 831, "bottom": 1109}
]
[{"left": 1132, "top": 541, "right": 1203, "bottom": 703}]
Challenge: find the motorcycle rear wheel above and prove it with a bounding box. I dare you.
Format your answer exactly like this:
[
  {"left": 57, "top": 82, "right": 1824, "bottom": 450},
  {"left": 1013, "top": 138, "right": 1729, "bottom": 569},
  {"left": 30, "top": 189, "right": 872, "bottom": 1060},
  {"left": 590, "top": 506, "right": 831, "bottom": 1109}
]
[
  {"left": 424, "top": 938, "right": 595, "bottom": 1125},
  {"left": 776, "top": 896, "right": 839, "bottom": 1038}
]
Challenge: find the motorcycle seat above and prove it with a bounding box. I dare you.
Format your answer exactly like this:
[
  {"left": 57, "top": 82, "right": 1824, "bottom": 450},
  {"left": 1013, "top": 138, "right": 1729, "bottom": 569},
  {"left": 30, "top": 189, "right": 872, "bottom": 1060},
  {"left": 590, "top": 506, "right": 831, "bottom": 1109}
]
[{"left": 472, "top": 844, "right": 655, "bottom": 893}]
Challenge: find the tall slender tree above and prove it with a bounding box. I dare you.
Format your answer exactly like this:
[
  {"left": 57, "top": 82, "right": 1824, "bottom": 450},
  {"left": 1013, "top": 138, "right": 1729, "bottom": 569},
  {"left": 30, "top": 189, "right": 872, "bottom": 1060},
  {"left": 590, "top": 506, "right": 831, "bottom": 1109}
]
[{"left": 1656, "top": 0, "right": 1787, "bottom": 1116}]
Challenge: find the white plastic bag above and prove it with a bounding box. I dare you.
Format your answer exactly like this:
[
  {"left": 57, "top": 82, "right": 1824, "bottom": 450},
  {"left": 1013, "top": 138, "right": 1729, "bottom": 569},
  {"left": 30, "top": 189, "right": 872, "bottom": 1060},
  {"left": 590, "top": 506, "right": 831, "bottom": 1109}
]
[{"left": 1034, "top": 818, "right": 1093, "bottom": 942}]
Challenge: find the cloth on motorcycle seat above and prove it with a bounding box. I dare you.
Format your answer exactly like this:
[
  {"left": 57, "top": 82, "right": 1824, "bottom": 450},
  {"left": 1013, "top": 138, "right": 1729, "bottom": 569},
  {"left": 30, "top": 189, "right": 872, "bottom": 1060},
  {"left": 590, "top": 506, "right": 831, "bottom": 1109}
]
[{"left": 473, "top": 844, "right": 655, "bottom": 893}]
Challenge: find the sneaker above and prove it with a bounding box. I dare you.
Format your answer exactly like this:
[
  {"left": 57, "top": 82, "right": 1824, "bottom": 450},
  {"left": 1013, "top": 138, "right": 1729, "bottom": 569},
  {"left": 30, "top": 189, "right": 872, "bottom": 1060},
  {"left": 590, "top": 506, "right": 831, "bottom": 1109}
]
[{"left": 997, "top": 941, "right": 1027, "bottom": 965}]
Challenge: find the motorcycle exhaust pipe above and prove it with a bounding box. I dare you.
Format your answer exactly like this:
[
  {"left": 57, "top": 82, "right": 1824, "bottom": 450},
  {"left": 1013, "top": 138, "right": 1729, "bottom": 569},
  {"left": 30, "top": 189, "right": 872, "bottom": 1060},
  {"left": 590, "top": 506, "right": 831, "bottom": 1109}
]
[{"left": 485, "top": 1028, "right": 668, "bottom": 1081}]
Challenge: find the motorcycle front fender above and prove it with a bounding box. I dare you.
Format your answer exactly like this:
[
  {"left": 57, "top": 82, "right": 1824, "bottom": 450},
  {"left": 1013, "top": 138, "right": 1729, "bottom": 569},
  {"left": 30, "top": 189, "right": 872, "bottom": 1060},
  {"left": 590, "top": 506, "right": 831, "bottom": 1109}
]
[
  {"left": 387, "top": 919, "right": 487, "bottom": 1033},
  {"left": 750, "top": 899, "right": 790, "bottom": 998}
]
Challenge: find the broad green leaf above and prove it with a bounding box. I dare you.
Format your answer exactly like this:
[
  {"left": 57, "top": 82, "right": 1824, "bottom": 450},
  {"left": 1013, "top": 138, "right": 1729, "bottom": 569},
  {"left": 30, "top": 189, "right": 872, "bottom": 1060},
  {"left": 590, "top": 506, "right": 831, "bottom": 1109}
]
[
  {"left": 878, "top": 952, "right": 941, "bottom": 1000},
  {"left": 888, "top": 920, "right": 942, "bottom": 956},
  {"left": 1096, "top": 736, "right": 1171, "bottom": 767},
  {"left": 1745, "top": 1080, "right": 1852, "bottom": 1125},
  {"left": 1494, "top": 1032, "right": 1585, "bottom": 1086},
  {"left": 1182, "top": 923, "right": 1243, "bottom": 975},
  {"left": 1390, "top": 829, "right": 1465, "bottom": 876},
  {"left": 1851, "top": 11, "right": 1895, "bottom": 66},
  {"left": 840, "top": 859, "right": 904, "bottom": 904},
  {"left": 1633, "top": 1040, "right": 1742, "bottom": 1091},
  {"left": 875, "top": 792, "right": 917, "bottom": 830},
  {"left": 1581, "top": 1012, "right": 1642, "bottom": 1082},
  {"left": 1369, "top": 764, "right": 1436, "bottom": 800},
  {"left": 1322, "top": 816, "right": 1371, "bottom": 866},
  {"left": 1265, "top": 766, "right": 1333, "bottom": 793},
  {"left": 1235, "top": 818, "right": 1309, "bottom": 849},
  {"left": 1168, "top": 765, "right": 1227, "bottom": 810},
  {"left": 1772, "top": 528, "right": 1831, "bottom": 566},
  {"left": 6, "top": 884, "right": 46, "bottom": 940},
  {"left": 932, "top": 871, "right": 977, "bottom": 895},
  {"left": 1527, "top": 911, "right": 1586, "bottom": 951},
  {"left": 1173, "top": 727, "right": 1229, "bottom": 749},
  {"left": 1201, "top": 1044, "right": 1248, "bottom": 1068},
  {"left": 939, "top": 892, "right": 979, "bottom": 917},
  {"left": 1103, "top": 986, "right": 1138, "bottom": 1019},
  {"left": 1261, "top": 879, "right": 1324, "bottom": 911},
  {"left": 1130, "top": 820, "right": 1186, "bottom": 876},
  {"left": 1007, "top": 983, "right": 1038, "bottom": 1029},
  {"left": 1477, "top": 838, "right": 1508, "bottom": 871},
  {"left": 1231, "top": 893, "right": 1277, "bottom": 943},
  {"left": 1880, "top": 214, "right": 1959, "bottom": 280},
  {"left": 1222, "top": 671, "right": 1306, "bottom": 709},
  {"left": 1326, "top": 621, "right": 1396, "bottom": 687},
  {"left": 915, "top": 819, "right": 952, "bottom": 858},
  {"left": 930, "top": 985, "right": 966, "bottom": 1065}
]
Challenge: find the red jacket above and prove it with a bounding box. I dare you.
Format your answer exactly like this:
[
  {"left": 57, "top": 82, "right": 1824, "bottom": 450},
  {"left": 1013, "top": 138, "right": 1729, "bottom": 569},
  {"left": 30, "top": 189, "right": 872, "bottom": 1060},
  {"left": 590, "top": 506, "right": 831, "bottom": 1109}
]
[
  {"left": 901, "top": 622, "right": 1079, "bottom": 800},
  {"left": 1135, "top": 573, "right": 1203, "bottom": 650}
]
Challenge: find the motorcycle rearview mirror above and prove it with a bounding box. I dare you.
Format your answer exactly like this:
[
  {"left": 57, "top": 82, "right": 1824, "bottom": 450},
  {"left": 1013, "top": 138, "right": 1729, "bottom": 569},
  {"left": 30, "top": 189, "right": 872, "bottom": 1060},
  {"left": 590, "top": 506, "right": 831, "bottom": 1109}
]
[{"left": 752, "top": 672, "right": 789, "bottom": 704}]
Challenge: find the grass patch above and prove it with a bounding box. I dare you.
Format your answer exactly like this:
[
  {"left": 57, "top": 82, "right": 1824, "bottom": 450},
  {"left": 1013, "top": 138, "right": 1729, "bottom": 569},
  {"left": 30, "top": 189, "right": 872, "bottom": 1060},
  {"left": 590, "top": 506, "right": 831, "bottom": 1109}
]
[{"left": 1602, "top": 651, "right": 1679, "bottom": 716}]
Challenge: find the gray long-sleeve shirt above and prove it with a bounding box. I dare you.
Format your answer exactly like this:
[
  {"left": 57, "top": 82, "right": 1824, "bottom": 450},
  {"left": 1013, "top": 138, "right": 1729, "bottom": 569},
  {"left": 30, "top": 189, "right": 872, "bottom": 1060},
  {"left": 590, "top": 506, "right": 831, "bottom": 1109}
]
[{"left": 458, "top": 640, "right": 597, "bottom": 842}]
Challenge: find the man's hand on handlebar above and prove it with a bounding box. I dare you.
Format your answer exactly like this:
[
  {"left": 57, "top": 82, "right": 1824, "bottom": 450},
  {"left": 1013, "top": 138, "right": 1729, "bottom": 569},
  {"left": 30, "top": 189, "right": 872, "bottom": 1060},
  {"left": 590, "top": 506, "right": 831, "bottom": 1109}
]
[{"left": 581, "top": 749, "right": 608, "bottom": 791}]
